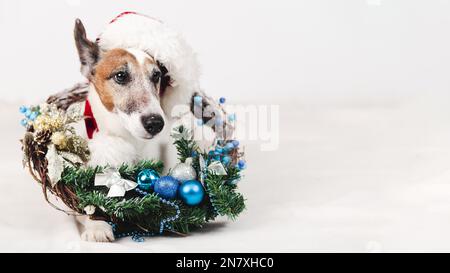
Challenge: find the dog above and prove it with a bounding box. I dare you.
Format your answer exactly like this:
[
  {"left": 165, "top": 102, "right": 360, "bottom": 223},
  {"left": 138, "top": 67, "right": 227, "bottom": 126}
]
[{"left": 53, "top": 13, "right": 233, "bottom": 242}]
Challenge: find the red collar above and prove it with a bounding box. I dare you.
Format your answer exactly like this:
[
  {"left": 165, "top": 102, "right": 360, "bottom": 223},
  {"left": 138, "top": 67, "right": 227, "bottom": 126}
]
[{"left": 84, "top": 99, "right": 99, "bottom": 139}]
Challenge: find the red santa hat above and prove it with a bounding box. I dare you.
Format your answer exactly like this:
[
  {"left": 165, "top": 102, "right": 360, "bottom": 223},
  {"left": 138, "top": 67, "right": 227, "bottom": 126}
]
[{"left": 96, "top": 12, "right": 201, "bottom": 93}]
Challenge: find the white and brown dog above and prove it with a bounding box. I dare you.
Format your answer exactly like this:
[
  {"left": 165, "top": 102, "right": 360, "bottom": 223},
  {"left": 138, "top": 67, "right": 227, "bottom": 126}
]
[{"left": 52, "top": 12, "right": 232, "bottom": 242}]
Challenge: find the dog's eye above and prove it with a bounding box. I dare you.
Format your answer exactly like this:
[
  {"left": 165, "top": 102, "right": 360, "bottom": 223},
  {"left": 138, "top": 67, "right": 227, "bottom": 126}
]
[
  {"left": 151, "top": 70, "right": 161, "bottom": 84},
  {"left": 114, "top": 71, "right": 130, "bottom": 85}
]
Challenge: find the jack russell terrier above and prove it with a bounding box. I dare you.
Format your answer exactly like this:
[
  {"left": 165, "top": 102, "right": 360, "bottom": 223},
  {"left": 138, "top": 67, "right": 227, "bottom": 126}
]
[{"left": 48, "top": 12, "right": 233, "bottom": 242}]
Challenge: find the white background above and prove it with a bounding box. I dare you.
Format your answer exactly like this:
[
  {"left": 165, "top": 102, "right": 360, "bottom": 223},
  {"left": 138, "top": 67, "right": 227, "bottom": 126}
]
[
  {"left": 2, "top": 0, "right": 450, "bottom": 252},
  {"left": 2, "top": 0, "right": 450, "bottom": 103}
]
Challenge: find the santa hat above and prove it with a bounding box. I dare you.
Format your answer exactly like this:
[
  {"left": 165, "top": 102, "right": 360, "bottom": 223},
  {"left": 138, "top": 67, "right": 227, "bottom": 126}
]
[{"left": 96, "top": 12, "right": 201, "bottom": 93}]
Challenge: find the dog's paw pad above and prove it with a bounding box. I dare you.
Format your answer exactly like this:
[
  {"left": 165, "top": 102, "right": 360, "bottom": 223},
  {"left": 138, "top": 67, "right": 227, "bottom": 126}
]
[{"left": 81, "top": 221, "right": 115, "bottom": 242}]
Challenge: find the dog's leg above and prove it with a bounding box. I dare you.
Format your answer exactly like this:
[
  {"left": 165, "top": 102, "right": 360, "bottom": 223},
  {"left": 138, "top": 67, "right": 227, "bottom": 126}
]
[
  {"left": 76, "top": 216, "right": 115, "bottom": 242},
  {"left": 159, "top": 140, "right": 179, "bottom": 174},
  {"left": 149, "top": 123, "right": 178, "bottom": 174},
  {"left": 46, "top": 82, "right": 89, "bottom": 110}
]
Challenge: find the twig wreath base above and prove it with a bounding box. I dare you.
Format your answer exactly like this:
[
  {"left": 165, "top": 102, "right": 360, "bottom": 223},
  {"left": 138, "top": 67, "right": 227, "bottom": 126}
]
[{"left": 20, "top": 94, "right": 246, "bottom": 241}]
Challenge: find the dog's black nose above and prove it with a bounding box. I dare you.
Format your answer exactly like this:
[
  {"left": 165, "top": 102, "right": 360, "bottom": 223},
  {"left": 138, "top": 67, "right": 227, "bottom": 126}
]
[{"left": 141, "top": 114, "right": 164, "bottom": 136}]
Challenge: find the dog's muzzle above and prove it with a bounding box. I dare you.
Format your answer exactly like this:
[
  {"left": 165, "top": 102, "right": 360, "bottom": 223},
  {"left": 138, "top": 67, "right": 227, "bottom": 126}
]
[{"left": 141, "top": 114, "right": 164, "bottom": 136}]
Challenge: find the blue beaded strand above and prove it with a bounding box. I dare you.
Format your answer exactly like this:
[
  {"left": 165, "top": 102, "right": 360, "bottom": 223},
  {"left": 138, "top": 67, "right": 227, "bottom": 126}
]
[
  {"left": 134, "top": 188, "right": 148, "bottom": 196},
  {"left": 158, "top": 197, "right": 181, "bottom": 234},
  {"left": 109, "top": 221, "right": 157, "bottom": 242}
]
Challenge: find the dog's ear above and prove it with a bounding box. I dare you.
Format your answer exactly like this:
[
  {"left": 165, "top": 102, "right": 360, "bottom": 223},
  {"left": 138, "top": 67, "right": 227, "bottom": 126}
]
[{"left": 74, "top": 19, "right": 99, "bottom": 78}]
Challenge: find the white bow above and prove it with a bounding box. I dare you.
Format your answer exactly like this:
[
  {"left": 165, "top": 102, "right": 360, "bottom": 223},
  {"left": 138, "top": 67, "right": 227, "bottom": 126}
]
[
  {"left": 95, "top": 169, "right": 138, "bottom": 197},
  {"left": 199, "top": 155, "right": 227, "bottom": 183},
  {"left": 207, "top": 160, "right": 227, "bottom": 175}
]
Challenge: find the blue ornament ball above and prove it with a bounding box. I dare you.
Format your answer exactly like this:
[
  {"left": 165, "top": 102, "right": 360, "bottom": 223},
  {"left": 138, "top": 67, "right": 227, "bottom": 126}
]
[
  {"left": 215, "top": 146, "right": 223, "bottom": 154},
  {"left": 25, "top": 109, "right": 32, "bottom": 118},
  {"left": 225, "top": 142, "right": 235, "bottom": 151},
  {"left": 238, "top": 160, "right": 247, "bottom": 170},
  {"left": 219, "top": 97, "right": 226, "bottom": 104},
  {"left": 29, "top": 112, "right": 38, "bottom": 121},
  {"left": 222, "top": 155, "right": 231, "bottom": 165},
  {"left": 19, "top": 106, "right": 28, "bottom": 114},
  {"left": 137, "top": 169, "right": 160, "bottom": 191},
  {"left": 179, "top": 180, "right": 205, "bottom": 206},
  {"left": 20, "top": 119, "right": 28, "bottom": 127},
  {"left": 154, "top": 176, "right": 180, "bottom": 199},
  {"left": 232, "top": 140, "right": 240, "bottom": 148}
]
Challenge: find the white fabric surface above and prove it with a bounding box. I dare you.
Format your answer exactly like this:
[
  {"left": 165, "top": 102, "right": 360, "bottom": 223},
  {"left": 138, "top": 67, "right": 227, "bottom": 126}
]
[{"left": 3, "top": 96, "right": 450, "bottom": 252}]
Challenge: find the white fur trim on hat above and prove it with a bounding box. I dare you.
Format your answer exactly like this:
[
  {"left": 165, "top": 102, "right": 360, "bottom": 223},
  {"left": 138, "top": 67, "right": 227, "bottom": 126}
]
[{"left": 97, "top": 12, "right": 201, "bottom": 93}]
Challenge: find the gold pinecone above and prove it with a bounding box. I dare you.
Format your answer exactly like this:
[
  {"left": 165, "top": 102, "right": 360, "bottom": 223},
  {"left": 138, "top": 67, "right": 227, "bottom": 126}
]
[{"left": 35, "top": 130, "right": 52, "bottom": 145}]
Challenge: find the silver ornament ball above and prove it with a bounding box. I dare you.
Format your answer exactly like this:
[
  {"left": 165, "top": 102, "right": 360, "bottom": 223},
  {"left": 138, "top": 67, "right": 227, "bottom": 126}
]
[{"left": 170, "top": 162, "right": 197, "bottom": 182}]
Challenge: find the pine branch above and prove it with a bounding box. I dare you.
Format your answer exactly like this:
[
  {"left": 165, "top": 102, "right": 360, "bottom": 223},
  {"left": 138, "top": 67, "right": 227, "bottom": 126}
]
[
  {"left": 204, "top": 173, "right": 246, "bottom": 220},
  {"left": 60, "top": 165, "right": 102, "bottom": 191},
  {"left": 172, "top": 202, "right": 209, "bottom": 233},
  {"left": 76, "top": 190, "right": 167, "bottom": 230},
  {"left": 224, "top": 166, "right": 241, "bottom": 186},
  {"left": 172, "top": 126, "right": 199, "bottom": 163},
  {"left": 119, "top": 159, "right": 164, "bottom": 180}
]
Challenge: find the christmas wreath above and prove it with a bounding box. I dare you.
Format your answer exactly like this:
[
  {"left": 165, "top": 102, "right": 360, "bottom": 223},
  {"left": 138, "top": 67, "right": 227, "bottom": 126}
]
[{"left": 20, "top": 97, "right": 246, "bottom": 241}]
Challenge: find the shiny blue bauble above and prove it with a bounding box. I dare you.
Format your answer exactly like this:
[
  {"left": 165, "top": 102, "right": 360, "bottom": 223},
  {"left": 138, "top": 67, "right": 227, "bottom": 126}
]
[
  {"left": 29, "top": 112, "right": 38, "bottom": 121},
  {"left": 222, "top": 155, "right": 231, "bottom": 165},
  {"left": 179, "top": 180, "right": 205, "bottom": 206},
  {"left": 238, "top": 160, "right": 247, "bottom": 170},
  {"left": 137, "top": 169, "right": 160, "bottom": 191},
  {"left": 19, "top": 106, "right": 28, "bottom": 114},
  {"left": 154, "top": 176, "right": 180, "bottom": 199},
  {"left": 232, "top": 140, "right": 240, "bottom": 148},
  {"left": 25, "top": 109, "right": 32, "bottom": 118},
  {"left": 224, "top": 142, "right": 235, "bottom": 151},
  {"left": 20, "top": 119, "right": 28, "bottom": 127}
]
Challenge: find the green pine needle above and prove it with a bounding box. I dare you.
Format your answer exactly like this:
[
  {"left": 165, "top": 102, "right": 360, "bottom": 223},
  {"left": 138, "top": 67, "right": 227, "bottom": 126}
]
[{"left": 204, "top": 173, "right": 246, "bottom": 220}]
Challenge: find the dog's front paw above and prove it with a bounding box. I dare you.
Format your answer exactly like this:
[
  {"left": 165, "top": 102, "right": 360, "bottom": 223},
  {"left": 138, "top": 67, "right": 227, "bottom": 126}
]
[{"left": 81, "top": 220, "right": 115, "bottom": 242}]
